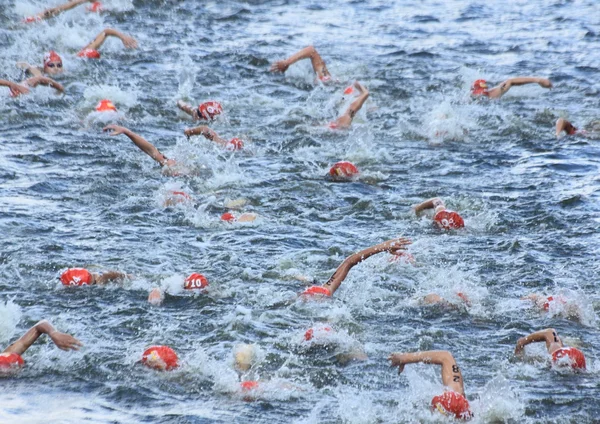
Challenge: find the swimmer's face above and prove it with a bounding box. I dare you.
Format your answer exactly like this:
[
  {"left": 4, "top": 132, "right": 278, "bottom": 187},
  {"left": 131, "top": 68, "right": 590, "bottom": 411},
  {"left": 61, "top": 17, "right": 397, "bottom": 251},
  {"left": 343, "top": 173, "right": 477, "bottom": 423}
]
[{"left": 44, "top": 60, "right": 63, "bottom": 75}]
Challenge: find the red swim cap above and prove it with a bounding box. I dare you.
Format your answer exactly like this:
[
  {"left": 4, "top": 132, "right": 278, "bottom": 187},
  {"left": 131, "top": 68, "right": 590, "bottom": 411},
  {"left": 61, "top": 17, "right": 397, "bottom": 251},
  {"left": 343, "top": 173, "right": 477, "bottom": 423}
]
[
  {"left": 304, "top": 325, "right": 332, "bottom": 341},
  {"left": 552, "top": 347, "right": 586, "bottom": 370},
  {"left": 226, "top": 138, "right": 244, "bottom": 151},
  {"left": 142, "top": 346, "right": 179, "bottom": 371},
  {"left": 240, "top": 380, "right": 259, "bottom": 391},
  {"left": 0, "top": 352, "right": 25, "bottom": 373},
  {"left": 87, "top": 1, "right": 103, "bottom": 12},
  {"left": 343, "top": 86, "right": 354, "bottom": 95},
  {"left": 198, "top": 101, "right": 223, "bottom": 120},
  {"left": 221, "top": 212, "right": 236, "bottom": 222},
  {"left": 301, "top": 286, "right": 331, "bottom": 297},
  {"left": 184, "top": 273, "right": 208, "bottom": 290},
  {"left": 44, "top": 51, "right": 62, "bottom": 68},
  {"left": 329, "top": 161, "right": 359, "bottom": 181},
  {"left": 431, "top": 391, "right": 473, "bottom": 420},
  {"left": 95, "top": 99, "right": 117, "bottom": 112},
  {"left": 471, "top": 79, "right": 488, "bottom": 96},
  {"left": 78, "top": 49, "right": 101, "bottom": 59},
  {"left": 542, "top": 296, "right": 567, "bottom": 311},
  {"left": 60, "top": 268, "right": 93, "bottom": 286},
  {"left": 433, "top": 210, "right": 465, "bottom": 230}
]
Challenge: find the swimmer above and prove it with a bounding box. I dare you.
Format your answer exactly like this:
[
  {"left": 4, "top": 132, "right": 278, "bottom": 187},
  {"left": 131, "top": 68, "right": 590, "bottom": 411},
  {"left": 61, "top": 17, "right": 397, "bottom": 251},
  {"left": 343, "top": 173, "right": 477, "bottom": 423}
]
[
  {"left": 389, "top": 350, "right": 473, "bottom": 420},
  {"left": 515, "top": 328, "right": 586, "bottom": 370},
  {"left": 184, "top": 126, "right": 244, "bottom": 151},
  {"left": 0, "top": 76, "right": 64, "bottom": 97},
  {"left": 221, "top": 212, "right": 257, "bottom": 223},
  {"left": 471, "top": 77, "right": 552, "bottom": 99},
  {"left": 147, "top": 273, "right": 209, "bottom": 305},
  {"left": 17, "top": 51, "right": 63, "bottom": 78},
  {"left": 103, "top": 125, "right": 180, "bottom": 175},
  {"left": 556, "top": 118, "right": 600, "bottom": 139},
  {"left": 301, "top": 237, "right": 411, "bottom": 298},
  {"left": 270, "top": 45, "right": 332, "bottom": 83},
  {"left": 177, "top": 100, "right": 223, "bottom": 121},
  {"left": 1, "top": 320, "right": 82, "bottom": 375},
  {"left": 413, "top": 197, "right": 464, "bottom": 230},
  {"left": 329, "top": 81, "right": 369, "bottom": 130},
  {"left": 23, "top": 0, "right": 96, "bottom": 23},
  {"left": 60, "top": 267, "right": 127, "bottom": 286},
  {"left": 78, "top": 28, "right": 138, "bottom": 59},
  {"left": 521, "top": 293, "right": 581, "bottom": 320}
]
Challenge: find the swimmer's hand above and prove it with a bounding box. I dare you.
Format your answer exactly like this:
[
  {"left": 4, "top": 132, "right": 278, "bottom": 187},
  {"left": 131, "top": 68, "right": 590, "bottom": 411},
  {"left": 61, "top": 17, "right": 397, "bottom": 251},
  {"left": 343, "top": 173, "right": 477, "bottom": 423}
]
[
  {"left": 381, "top": 237, "right": 411, "bottom": 255},
  {"left": 388, "top": 353, "right": 406, "bottom": 374},
  {"left": 121, "top": 35, "right": 138, "bottom": 49},
  {"left": 270, "top": 60, "right": 289, "bottom": 73},
  {"left": 9, "top": 82, "right": 30, "bottom": 96},
  {"left": 49, "top": 331, "right": 83, "bottom": 351},
  {"left": 103, "top": 124, "right": 127, "bottom": 136},
  {"left": 353, "top": 80, "right": 366, "bottom": 94},
  {"left": 537, "top": 78, "right": 552, "bottom": 89},
  {"left": 514, "top": 337, "right": 526, "bottom": 356}
]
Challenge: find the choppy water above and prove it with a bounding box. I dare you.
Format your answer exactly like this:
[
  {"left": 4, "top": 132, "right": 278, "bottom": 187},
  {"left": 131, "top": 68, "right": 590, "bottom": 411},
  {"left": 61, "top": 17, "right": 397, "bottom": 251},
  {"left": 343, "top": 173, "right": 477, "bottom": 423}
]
[{"left": 1, "top": 0, "right": 600, "bottom": 422}]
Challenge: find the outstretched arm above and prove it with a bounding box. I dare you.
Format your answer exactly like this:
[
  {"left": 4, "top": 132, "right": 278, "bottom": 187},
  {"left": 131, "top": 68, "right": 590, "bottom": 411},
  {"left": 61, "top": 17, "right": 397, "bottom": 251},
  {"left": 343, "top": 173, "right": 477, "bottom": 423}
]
[
  {"left": 177, "top": 100, "right": 198, "bottom": 119},
  {"left": 83, "top": 28, "right": 138, "bottom": 51},
  {"left": 103, "top": 125, "right": 171, "bottom": 166},
  {"left": 333, "top": 81, "right": 369, "bottom": 128},
  {"left": 515, "top": 328, "right": 563, "bottom": 356},
  {"left": 33, "top": 0, "right": 91, "bottom": 20},
  {"left": 3, "top": 320, "right": 82, "bottom": 355},
  {"left": 184, "top": 126, "right": 228, "bottom": 146},
  {"left": 0, "top": 79, "right": 30, "bottom": 96},
  {"left": 389, "top": 350, "right": 465, "bottom": 395},
  {"left": 322, "top": 237, "right": 411, "bottom": 295},
  {"left": 270, "top": 45, "right": 330, "bottom": 80},
  {"left": 413, "top": 197, "right": 445, "bottom": 214},
  {"left": 25, "top": 76, "right": 65, "bottom": 93},
  {"left": 487, "top": 77, "right": 552, "bottom": 99}
]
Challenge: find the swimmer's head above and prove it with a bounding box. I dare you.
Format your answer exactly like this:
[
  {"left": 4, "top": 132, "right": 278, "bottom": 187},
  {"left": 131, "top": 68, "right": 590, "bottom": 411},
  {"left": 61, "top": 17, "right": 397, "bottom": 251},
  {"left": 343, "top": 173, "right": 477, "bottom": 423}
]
[
  {"left": 304, "top": 325, "right": 332, "bottom": 341},
  {"left": 234, "top": 343, "right": 257, "bottom": 372},
  {"left": 301, "top": 286, "right": 331, "bottom": 298},
  {"left": 0, "top": 352, "right": 25, "bottom": 376},
  {"left": 78, "top": 49, "right": 101, "bottom": 59},
  {"left": 471, "top": 79, "right": 488, "bottom": 96},
  {"left": 329, "top": 161, "right": 359, "bottom": 181},
  {"left": 60, "top": 268, "right": 93, "bottom": 286},
  {"left": 164, "top": 190, "right": 191, "bottom": 207},
  {"left": 240, "top": 380, "right": 259, "bottom": 391},
  {"left": 183, "top": 273, "right": 208, "bottom": 290},
  {"left": 433, "top": 210, "right": 465, "bottom": 230},
  {"left": 552, "top": 347, "right": 586, "bottom": 370},
  {"left": 95, "top": 99, "right": 117, "bottom": 112},
  {"left": 87, "top": 1, "right": 103, "bottom": 12},
  {"left": 226, "top": 138, "right": 244, "bottom": 151},
  {"left": 197, "top": 101, "right": 223, "bottom": 120},
  {"left": 221, "top": 212, "right": 236, "bottom": 222},
  {"left": 43, "top": 51, "right": 63, "bottom": 75},
  {"left": 431, "top": 391, "right": 473, "bottom": 420},
  {"left": 141, "top": 346, "right": 179, "bottom": 371}
]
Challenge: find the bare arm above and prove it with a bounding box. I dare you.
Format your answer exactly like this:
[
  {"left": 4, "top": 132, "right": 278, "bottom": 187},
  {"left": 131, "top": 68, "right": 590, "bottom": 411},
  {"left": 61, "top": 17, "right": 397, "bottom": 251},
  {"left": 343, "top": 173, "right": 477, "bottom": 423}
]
[
  {"left": 93, "top": 271, "right": 128, "bottom": 285},
  {"left": 38, "top": 0, "right": 90, "bottom": 20},
  {"left": 177, "top": 100, "right": 197, "bottom": 118},
  {"left": 103, "top": 125, "right": 170, "bottom": 166},
  {"left": 322, "top": 237, "right": 411, "bottom": 295},
  {"left": 556, "top": 118, "right": 577, "bottom": 137},
  {"left": 413, "top": 197, "right": 444, "bottom": 214},
  {"left": 270, "top": 45, "right": 330, "bottom": 79},
  {"left": 184, "top": 126, "right": 227, "bottom": 145},
  {"left": 0, "top": 79, "right": 30, "bottom": 96},
  {"left": 389, "top": 350, "right": 465, "bottom": 395},
  {"left": 83, "top": 28, "right": 138, "bottom": 51},
  {"left": 25, "top": 76, "right": 64, "bottom": 93},
  {"left": 333, "top": 81, "right": 369, "bottom": 128},
  {"left": 16, "top": 62, "right": 43, "bottom": 78},
  {"left": 487, "top": 77, "right": 552, "bottom": 99},
  {"left": 515, "top": 328, "right": 563, "bottom": 355},
  {"left": 3, "top": 320, "right": 82, "bottom": 355}
]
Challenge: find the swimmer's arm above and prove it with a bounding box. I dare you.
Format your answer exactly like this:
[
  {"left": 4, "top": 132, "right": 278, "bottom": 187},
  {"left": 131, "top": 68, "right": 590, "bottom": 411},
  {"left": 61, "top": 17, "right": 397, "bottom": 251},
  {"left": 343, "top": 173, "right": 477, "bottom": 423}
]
[
  {"left": 413, "top": 197, "right": 443, "bottom": 214},
  {"left": 25, "top": 76, "right": 65, "bottom": 93},
  {"left": 515, "top": 328, "right": 562, "bottom": 355},
  {"left": 388, "top": 350, "right": 465, "bottom": 395},
  {"left": 93, "top": 271, "right": 128, "bottom": 285},
  {"left": 103, "top": 125, "right": 169, "bottom": 166},
  {"left": 40, "top": 0, "right": 90, "bottom": 19},
  {"left": 0, "top": 79, "right": 30, "bottom": 95},
  {"left": 323, "top": 237, "right": 411, "bottom": 295},
  {"left": 270, "top": 46, "right": 330, "bottom": 78},
  {"left": 556, "top": 118, "right": 577, "bottom": 138},
  {"left": 16, "top": 62, "right": 43, "bottom": 78},
  {"left": 177, "top": 100, "right": 197, "bottom": 118},
  {"left": 3, "top": 320, "right": 82, "bottom": 355},
  {"left": 487, "top": 77, "right": 552, "bottom": 99},
  {"left": 184, "top": 126, "right": 227, "bottom": 145},
  {"left": 337, "top": 81, "right": 369, "bottom": 124},
  {"left": 83, "top": 28, "right": 138, "bottom": 51}
]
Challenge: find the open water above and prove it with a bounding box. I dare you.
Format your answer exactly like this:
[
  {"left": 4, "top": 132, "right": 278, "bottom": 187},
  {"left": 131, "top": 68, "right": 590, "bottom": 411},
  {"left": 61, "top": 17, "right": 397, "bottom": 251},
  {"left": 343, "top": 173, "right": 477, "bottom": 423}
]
[{"left": 1, "top": 0, "right": 600, "bottom": 422}]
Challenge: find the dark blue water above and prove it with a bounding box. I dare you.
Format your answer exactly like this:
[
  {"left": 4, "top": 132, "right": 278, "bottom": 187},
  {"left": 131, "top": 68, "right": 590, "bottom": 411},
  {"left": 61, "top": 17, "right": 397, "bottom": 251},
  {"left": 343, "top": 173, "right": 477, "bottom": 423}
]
[{"left": 1, "top": 0, "right": 599, "bottom": 422}]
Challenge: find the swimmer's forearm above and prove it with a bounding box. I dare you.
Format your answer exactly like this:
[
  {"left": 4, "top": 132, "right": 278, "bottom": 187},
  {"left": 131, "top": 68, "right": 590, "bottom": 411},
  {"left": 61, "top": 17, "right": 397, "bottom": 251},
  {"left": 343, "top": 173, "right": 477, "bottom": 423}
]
[
  {"left": 3, "top": 320, "right": 54, "bottom": 355},
  {"left": 414, "top": 198, "right": 439, "bottom": 213},
  {"left": 515, "top": 329, "right": 556, "bottom": 352},
  {"left": 27, "top": 77, "right": 64, "bottom": 93},
  {"left": 346, "top": 90, "right": 369, "bottom": 118},
  {"left": 285, "top": 46, "right": 317, "bottom": 65},
  {"left": 177, "top": 101, "right": 195, "bottom": 116},
  {"left": 391, "top": 350, "right": 451, "bottom": 366},
  {"left": 505, "top": 77, "right": 545, "bottom": 86},
  {"left": 42, "top": 0, "right": 88, "bottom": 18},
  {"left": 189, "top": 127, "right": 227, "bottom": 145},
  {"left": 95, "top": 271, "right": 127, "bottom": 285}
]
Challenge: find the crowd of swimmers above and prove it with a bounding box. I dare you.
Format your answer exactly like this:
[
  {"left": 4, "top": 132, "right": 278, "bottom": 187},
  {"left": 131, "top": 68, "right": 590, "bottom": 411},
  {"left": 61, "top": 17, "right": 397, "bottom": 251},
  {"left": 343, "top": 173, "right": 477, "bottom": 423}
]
[{"left": 1, "top": 0, "right": 594, "bottom": 420}]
